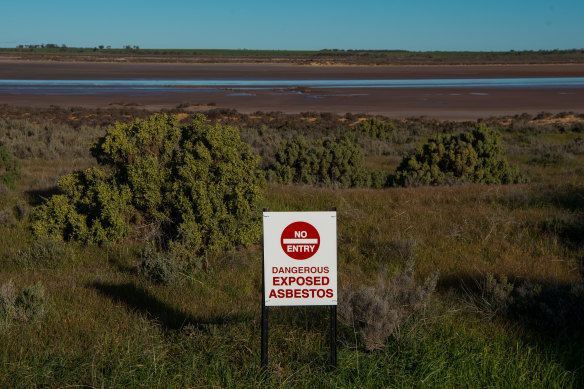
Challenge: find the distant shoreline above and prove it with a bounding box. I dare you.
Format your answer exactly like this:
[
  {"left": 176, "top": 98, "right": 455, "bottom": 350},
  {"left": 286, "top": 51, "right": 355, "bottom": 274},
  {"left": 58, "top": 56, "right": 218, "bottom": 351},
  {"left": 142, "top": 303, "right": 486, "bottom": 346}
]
[{"left": 2, "top": 48, "right": 584, "bottom": 65}]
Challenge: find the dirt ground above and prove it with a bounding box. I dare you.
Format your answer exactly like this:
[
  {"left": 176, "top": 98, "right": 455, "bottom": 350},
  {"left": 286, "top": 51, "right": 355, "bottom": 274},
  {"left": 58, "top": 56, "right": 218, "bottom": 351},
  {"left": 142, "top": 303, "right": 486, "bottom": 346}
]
[{"left": 1, "top": 61, "right": 583, "bottom": 120}]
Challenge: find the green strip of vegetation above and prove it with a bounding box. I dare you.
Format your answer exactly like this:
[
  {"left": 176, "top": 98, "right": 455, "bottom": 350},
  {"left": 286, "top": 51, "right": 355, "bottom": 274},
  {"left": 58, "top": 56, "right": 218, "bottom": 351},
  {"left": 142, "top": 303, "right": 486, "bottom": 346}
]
[{"left": 2, "top": 45, "right": 584, "bottom": 64}]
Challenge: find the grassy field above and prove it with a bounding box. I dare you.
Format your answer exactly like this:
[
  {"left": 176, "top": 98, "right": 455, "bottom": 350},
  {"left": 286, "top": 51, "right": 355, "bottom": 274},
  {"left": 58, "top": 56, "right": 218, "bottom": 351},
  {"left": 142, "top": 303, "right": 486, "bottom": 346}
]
[
  {"left": 2, "top": 47, "right": 584, "bottom": 64},
  {"left": 0, "top": 107, "right": 583, "bottom": 387}
]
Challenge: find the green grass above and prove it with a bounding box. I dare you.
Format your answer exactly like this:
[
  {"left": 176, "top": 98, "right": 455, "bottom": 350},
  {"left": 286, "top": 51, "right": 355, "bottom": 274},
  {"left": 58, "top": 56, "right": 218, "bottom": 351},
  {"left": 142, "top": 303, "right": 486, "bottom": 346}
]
[
  {"left": 0, "top": 109, "right": 583, "bottom": 387},
  {"left": 0, "top": 243, "right": 580, "bottom": 387}
]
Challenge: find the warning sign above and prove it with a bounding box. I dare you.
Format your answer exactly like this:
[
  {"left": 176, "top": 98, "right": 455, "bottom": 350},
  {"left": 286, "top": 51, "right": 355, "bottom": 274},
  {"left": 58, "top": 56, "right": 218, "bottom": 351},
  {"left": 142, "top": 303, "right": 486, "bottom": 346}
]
[
  {"left": 263, "top": 212, "right": 337, "bottom": 306},
  {"left": 281, "top": 221, "right": 320, "bottom": 260}
]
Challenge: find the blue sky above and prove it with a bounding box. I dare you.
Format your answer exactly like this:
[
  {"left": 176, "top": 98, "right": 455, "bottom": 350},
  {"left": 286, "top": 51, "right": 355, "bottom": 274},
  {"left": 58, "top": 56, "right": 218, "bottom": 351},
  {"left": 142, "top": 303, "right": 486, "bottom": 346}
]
[{"left": 1, "top": 0, "right": 582, "bottom": 51}]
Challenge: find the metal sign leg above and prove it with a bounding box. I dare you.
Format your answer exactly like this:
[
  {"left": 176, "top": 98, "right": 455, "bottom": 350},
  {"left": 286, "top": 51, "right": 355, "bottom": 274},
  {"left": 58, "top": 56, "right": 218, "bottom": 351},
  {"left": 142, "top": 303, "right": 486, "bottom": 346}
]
[{"left": 330, "top": 305, "right": 337, "bottom": 366}]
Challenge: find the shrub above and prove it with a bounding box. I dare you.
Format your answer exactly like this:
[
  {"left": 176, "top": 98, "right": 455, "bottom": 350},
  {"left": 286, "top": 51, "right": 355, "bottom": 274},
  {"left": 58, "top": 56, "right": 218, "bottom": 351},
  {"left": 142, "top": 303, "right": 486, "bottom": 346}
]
[
  {"left": 462, "top": 273, "right": 584, "bottom": 330},
  {"left": 270, "top": 135, "right": 387, "bottom": 188},
  {"left": 15, "top": 283, "right": 47, "bottom": 322},
  {"left": 0, "top": 144, "right": 21, "bottom": 190},
  {"left": 138, "top": 246, "right": 184, "bottom": 285},
  {"left": 15, "top": 238, "right": 70, "bottom": 267},
  {"left": 338, "top": 262, "right": 439, "bottom": 351},
  {"left": 356, "top": 117, "right": 395, "bottom": 139},
  {"left": 0, "top": 281, "right": 47, "bottom": 331},
  {"left": 32, "top": 114, "right": 265, "bottom": 256},
  {"left": 0, "top": 208, "right": 16, "bottom": 228},
  {"left": 394, "top": 126, "right": 523, "bottom": 186},
  {"left": 529, "top": 151, "right": 568, "bottom": 167}
]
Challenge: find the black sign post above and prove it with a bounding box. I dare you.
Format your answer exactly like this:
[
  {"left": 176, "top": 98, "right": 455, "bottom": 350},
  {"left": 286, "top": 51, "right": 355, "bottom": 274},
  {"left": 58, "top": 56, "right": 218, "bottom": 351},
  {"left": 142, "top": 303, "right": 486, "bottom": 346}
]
[{"left": 329, "top": 305, "right": 337, "bottom": 366}]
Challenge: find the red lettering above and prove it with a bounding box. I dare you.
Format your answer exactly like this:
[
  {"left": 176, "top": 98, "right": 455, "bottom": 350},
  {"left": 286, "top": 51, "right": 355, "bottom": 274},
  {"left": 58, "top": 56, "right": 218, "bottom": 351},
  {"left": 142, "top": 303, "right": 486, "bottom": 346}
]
[{"left": 269, "top": 289, "right": 277, "bottom": 298}]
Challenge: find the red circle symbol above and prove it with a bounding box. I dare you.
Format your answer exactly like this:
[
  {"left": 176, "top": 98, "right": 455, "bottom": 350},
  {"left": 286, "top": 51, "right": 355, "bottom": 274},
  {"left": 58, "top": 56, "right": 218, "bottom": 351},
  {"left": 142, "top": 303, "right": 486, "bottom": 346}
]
[{"left": 281, "top": 221, "right": 320, "bottom": 260}]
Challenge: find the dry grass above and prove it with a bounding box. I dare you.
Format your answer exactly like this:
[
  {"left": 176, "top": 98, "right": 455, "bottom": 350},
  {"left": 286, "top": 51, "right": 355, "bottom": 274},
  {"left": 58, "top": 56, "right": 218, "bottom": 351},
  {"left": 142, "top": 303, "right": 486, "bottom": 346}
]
[{"left": 266, "top": 183, "right": 582, "bottom": 285}]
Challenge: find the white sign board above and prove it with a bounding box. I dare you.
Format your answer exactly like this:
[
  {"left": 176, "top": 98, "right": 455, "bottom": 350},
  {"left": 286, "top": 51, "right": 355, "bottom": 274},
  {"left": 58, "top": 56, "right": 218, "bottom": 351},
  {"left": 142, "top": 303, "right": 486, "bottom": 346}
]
[{"left": 263, "top": 211, "right": 337, "bottom": 306}]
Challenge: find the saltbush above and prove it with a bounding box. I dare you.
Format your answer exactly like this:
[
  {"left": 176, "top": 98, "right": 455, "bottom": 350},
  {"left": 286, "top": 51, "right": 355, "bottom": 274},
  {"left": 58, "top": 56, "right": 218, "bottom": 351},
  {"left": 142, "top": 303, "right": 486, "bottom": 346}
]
[
  {"left": 15, "top": 238, "right": 70, "bottom": 267},
  {"left": 339, "top": 262, "right": 439, "bottom": 351},
  {"left": 0, "top": 281, "right": 46, "bottom": 331},
  {"left": 270, "top": 135, "right": 387, "bottom": 188},
  {"left": 32, "top": 114, "right": 265, "bottom": 256},
  {"left": 138, "top": 246, "right": 184, "bottom": 285},
  {"left": 394, "top": 126, "right": 522, "bottom": 186}
]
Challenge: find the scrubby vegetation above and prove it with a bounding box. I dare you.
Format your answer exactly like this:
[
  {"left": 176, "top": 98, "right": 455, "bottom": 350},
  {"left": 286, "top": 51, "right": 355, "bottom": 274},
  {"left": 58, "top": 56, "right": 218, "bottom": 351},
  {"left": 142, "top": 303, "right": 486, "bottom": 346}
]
[
  {"left": 1, "top": 106, "right": 584, "bottom": 387},
  {"left": 356, "top": 117, "right": 396, "bottom": 139},
  {"left": 31, "top": 114, "right": 265, "bottom": 256},
  {"left": 0, "top": 281, "right": 46, "bottom": 331},
  {"left": 2, "top": 47, "right": 584, "bottom": 65},
  {"left": 394, "top": 125, "right": 523, "bottom": 186},
  {"left": 270, "top": 135, "right": 387, "bottom": 188},
  {"left": 339, "top": 262, "right": 439, "bottom": 351}
]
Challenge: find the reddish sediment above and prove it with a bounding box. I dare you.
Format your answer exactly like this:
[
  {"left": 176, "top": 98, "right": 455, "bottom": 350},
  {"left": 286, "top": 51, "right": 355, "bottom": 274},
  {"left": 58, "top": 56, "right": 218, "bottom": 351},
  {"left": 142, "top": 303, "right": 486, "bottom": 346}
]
[{"left": 1, "top": 61, "right": 583, "bottom": 119}]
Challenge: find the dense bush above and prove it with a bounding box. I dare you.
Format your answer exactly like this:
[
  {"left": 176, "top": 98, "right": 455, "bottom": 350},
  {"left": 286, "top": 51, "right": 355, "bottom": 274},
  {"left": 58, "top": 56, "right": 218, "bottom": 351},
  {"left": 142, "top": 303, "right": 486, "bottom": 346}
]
[
  {"left": 32, "top": 114, "right": 265, "bottom": 256},
  {"left": 270, "top": 136, "right": 387, "bottom": 188},
  {"left": 0, "top": 144, "right": 21, "bottom": 189},
  {"left": 356, "top": 117, "right": 395, "bottom": 139},
  {"left": 394, "top": 126, "right": 522, "bottom": 186}
]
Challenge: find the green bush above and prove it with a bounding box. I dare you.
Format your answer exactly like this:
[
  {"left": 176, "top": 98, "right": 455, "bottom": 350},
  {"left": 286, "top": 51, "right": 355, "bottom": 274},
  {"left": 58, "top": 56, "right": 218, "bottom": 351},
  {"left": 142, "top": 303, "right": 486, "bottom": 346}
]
[
  {"left": 270, "top": 135, "right": 387, "bottom": 188},
  {"left": 356, "top": 117, "right": 395, "bottom": 139},
  {"left": 0, "top": 144, "right": 21, "bottom": 190},
  {"left": 32, "top": 114, "right": 265, "bottom": 256},
  {"left": 394, "top": 126, "right": 523, "bottom": 186}
]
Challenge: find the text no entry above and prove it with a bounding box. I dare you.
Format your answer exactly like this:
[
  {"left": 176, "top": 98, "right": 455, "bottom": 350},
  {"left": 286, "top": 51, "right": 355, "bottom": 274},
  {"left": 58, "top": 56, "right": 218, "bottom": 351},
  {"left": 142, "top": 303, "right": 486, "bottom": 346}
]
[{"left": 280, "top": 221, "right": 320, "bottom": 260}]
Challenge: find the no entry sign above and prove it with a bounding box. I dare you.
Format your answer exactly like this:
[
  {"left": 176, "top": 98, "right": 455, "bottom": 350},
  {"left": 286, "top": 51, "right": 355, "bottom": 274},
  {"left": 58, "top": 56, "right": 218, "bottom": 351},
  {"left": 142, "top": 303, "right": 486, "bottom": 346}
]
[
  {"left": 263, "top": 211, "right": 337, "bottom": 306},
  {"left": 281, "top": 221, "right": 320, "bottom": 260}
]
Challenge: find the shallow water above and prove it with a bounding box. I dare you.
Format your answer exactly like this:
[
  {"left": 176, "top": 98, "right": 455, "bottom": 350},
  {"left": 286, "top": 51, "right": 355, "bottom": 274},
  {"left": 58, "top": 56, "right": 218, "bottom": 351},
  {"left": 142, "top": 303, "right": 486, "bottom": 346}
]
[{"left": 0, "top": 77, "right": 583, "bottom": 97}]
